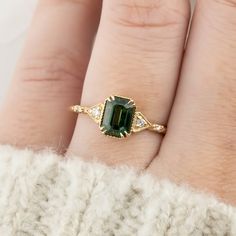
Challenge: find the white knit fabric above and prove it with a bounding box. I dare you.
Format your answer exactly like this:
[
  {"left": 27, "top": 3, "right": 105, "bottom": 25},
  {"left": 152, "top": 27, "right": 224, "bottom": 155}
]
[{"left": 0, "top": 146, "right": 235, "bottom": 236}]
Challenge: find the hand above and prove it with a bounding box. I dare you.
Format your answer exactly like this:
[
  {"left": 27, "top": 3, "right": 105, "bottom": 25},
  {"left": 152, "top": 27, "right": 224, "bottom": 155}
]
[{"left": 0, "top": 0, "right": 235, "bottom": 205}]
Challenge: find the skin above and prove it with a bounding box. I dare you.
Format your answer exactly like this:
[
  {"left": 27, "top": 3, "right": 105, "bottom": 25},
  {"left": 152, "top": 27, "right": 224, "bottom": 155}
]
[{"left": 0, "top": 0, "right": 235, "bottom": 205}]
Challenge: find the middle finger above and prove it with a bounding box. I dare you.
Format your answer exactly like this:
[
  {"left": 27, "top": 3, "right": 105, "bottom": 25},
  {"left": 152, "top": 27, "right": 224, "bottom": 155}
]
[{"left": 150, "top": 0, "right": 236, "bottom": 203}]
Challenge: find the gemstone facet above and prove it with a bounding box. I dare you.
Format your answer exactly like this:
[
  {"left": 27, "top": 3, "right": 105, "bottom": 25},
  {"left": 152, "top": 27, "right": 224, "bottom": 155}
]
[{"left": 100, "top": 96, "right": 136, "bottom": 138}]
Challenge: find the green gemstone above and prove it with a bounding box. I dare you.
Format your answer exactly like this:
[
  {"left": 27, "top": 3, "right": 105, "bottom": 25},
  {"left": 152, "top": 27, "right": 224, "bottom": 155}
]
[{"left": 100, "top": 96, "right": 136, "bottom": 138}]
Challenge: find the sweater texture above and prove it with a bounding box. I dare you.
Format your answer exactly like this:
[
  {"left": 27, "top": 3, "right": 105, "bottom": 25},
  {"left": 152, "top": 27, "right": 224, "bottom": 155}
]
[{"left": 0, "top": 145, "right": 235, "bottom": 236}]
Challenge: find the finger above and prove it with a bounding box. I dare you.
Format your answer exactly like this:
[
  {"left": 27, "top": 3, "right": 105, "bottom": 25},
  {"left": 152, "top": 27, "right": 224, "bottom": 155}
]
[
  {"left": 150, "top": 0, "right": 236, "bottom": 204},
  {"left": 69, "top": 0, "right": 190, "bottom": 168},
  {"left": 0, "top": 0, "right": 101, "bottom": 152}
]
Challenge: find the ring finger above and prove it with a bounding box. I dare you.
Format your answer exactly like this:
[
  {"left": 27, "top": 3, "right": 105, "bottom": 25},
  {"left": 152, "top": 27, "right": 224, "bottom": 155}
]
[{"left": 69, "top": 0, "right": 191, "bottom": 168}]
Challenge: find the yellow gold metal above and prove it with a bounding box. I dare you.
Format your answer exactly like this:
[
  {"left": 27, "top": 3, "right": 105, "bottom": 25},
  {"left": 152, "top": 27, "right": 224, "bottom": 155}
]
[
  {"left": 70, "top": 95, "right": 167, "bottom": 138},
  {"left": 71, "top": 103, "right": 104, "bottom": 124},
  {"left": 131, "top": 111, "right": 167, "bottom": 134}
]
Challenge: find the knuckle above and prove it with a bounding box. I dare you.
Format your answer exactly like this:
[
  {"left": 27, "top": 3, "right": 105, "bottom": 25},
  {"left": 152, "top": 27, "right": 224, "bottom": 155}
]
[
  {"left": 212, "top": 0, "right": 236, "bottom": 7},
  {"left": 106, "top": 0, "right": 190, "bottom": 29},
  {"left": 202, "top": 0, "right": 236, "bottom": 23},
  {"left": 18, "top": 50, "right": 85, "bottom": 95}
]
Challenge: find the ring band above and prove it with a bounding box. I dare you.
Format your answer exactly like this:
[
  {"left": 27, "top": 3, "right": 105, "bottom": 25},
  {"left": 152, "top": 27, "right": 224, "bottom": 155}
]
[{"left": 70, "top": 95, "right": 167, "bottom": 138}]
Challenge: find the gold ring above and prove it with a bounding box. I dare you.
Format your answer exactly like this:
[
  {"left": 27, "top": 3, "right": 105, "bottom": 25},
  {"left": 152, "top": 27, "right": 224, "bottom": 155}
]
[{"left": 70, "top": 95, "right": 167, "bottom": 138}]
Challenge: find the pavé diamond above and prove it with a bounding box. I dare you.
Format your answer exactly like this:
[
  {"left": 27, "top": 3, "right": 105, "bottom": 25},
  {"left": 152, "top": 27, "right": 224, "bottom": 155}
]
[{"left": 72, "top": 105, "right": 82, "bottom": 113}]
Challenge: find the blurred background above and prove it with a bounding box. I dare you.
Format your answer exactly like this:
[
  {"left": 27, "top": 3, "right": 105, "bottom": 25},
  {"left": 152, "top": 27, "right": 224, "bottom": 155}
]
[
  {"left": 0, "top": 0, "right": 195, "bottom": 104},
  {"left": 0, "top": 0, "right": 37, "bottom": 103}
]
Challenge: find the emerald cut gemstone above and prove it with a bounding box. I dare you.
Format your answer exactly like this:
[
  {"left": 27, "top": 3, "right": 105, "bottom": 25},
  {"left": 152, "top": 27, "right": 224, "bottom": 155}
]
[{"left": 100, "top": 96, "right": 136, "bottom": 138}]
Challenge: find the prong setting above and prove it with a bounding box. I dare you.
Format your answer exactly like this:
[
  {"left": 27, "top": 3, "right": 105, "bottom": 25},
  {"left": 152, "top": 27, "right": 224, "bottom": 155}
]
[
  {"left": 100, "top": 96, "right": 136, "bottom": 138},
  {"left": 70, "top": 95, "right": 167, "bottom": 138}
]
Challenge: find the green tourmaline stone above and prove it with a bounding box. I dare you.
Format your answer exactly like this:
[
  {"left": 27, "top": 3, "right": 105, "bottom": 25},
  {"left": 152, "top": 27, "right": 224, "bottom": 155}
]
[{"left": 100, "top": 96, "right": 136, "bottom": 138}]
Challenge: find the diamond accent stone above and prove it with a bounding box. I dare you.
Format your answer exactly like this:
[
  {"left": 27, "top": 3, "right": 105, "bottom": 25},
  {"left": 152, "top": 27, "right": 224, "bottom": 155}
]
[
  {"left": 136, "top": 117, "right": 147, "bottom": 127},
  {"left": 132, "top": 112, "right": 151, "bottom": 133},
  {"left": 89, "top": 107, "right": 102, "bottom": 119}
]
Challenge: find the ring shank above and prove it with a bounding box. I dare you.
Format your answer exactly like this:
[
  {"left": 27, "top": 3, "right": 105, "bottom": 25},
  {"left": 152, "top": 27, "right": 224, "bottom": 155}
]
[
  {"left": 71, "top": 104, "right": 167, "bottom": 135},
  {"left": 70, "top": 105, "right": 88, "bottom": 113},
  {"left": 149, "top": 123, "right": 167, "bottom": 134}
]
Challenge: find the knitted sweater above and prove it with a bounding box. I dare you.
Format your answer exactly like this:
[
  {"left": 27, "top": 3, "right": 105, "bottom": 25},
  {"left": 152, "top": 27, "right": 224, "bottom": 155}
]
[{"left": 0, "top": 145, "right": 235, "bottom": 236}]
